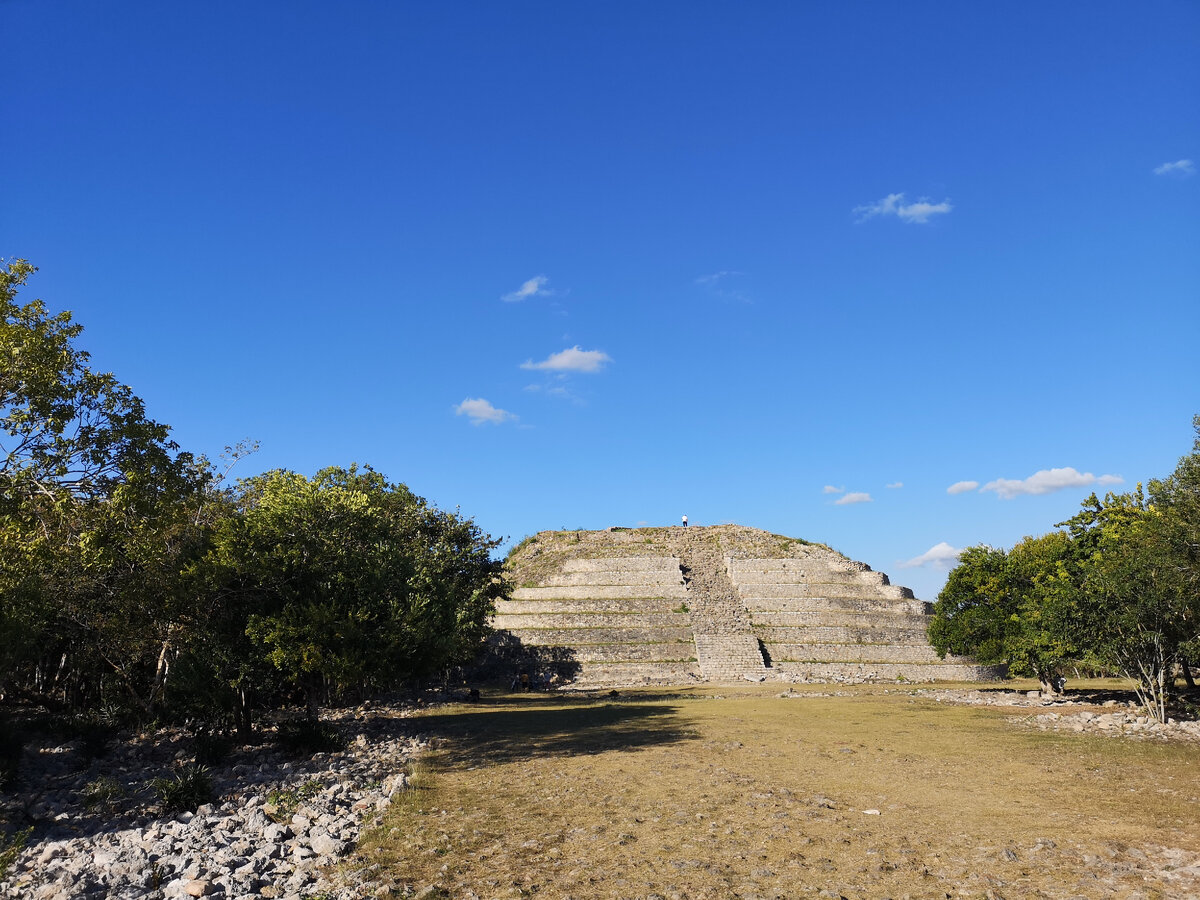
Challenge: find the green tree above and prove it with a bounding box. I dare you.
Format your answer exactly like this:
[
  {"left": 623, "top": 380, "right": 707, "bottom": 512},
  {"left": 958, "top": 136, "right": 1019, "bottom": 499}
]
[
  {"left": 1062, "top": 488, "right": 1198, "bottom": 720},
  {"left": 205, "top": 465, "right": 505, "bottom": 720},
  {"left": 0, "top": 260, "right": 208, "bottom": 712},
  {"left": 1148, "top": 414, "right": 1200, "bottom": 685},
  {"left": 928, "top": 534, "right": 1078, "bottom": 694}
]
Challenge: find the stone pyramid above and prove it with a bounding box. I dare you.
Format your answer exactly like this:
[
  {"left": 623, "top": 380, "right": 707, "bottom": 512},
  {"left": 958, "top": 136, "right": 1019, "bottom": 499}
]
[{"left": 495, "top": 524, "right": 999, "bottom": 686}]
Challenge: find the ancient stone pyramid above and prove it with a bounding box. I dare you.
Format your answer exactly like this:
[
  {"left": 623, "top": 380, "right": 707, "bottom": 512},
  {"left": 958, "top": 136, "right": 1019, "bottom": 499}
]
[{"left": 496, "top": 524, "right": 999, "bottom": 686}]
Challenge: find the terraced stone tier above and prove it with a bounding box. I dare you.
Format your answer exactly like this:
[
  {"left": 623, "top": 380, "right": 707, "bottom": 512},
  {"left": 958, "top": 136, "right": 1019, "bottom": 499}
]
[
  {"left": 764, "top": 642, "right": 950, "bottom": 665},
  {"left": 492, "top": 611, "right": 690, "bottom": 630},
  {"left": 513, "top": 585, "right": 688, "bottom": 600},
  {"left": 737, "top": 582, "right": 913, "bottom": 601},
  {"left": 729, "top": 560, "right": 888, "bottom": 582},
  {"left": 561, "top": 557, "right": 682, "bottom": 573},
  {"left": 742, "top": 596, "right": 927, "bottom": 615},
  {"left": 494, "top": 598, "right": 684, "bottom": 615},
  {"left": 499, "top": 626, "right": 695, "bottom": 645},
  {"left": 567, "top": 661, "right": 703, "bottom": 687},
  {"left": 538, "top": 571, "right": 685, "bottom": 588},
  {"left": 754, "top": 624, "right": 929, "bottom": 644},
  {"left": 748, "top": 610, "right": 930, "bottom": 629},
  {"left": 772, "top": 661, "right": 1001, "bottom": 682},
  {"left": 564, "top": 643, "right": 698, "bottom": 663}
]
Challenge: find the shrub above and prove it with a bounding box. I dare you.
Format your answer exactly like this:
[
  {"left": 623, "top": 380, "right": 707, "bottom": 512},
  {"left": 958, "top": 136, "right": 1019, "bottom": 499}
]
[
  {"left": 0, "top": 827, "right": 32, "bottom": 879},
  {"left": 151, "top": 764, "right": 213, "bottom": 814},
  {"left": 265, "top": 779, "right": 323, "bottom": 821},
  {"left": 81, "top": 775, "right": 125, "bottom": 810}
]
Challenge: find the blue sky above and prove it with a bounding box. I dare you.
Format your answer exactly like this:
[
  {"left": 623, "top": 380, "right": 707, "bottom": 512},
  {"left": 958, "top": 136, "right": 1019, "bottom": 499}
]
[{"left": 6, "top": 1, "right": 1198, "bottom": 600}]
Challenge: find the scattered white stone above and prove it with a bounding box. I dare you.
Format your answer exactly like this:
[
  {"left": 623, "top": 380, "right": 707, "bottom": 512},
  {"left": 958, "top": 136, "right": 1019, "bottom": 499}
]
[{"left": 0, "top": 704, "right": 427, "bottom": 900}]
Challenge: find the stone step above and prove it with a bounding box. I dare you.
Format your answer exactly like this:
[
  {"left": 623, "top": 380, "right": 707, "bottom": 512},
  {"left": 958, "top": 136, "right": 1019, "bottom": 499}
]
[
  {"left": 494, "top": 598, "right": 684, "bottom": 615},
  {"left": 562, "top": 557, "right": 681, "bottom": 574},
  {"left": 513, "top": 585, "right": 689, "bottom": 601},
  {"left": 693, "top": 634, "right": 767, "bottom": 680},
  {"left": 497, "top": 626, "right": 694, "bottom": 645},
  {"left": 770, "top": 661, "right": 1004, "bottom": 683},
  {"left": 492, "top": 611, "right": 690, "bottom": 630},
  {"left": 765, "top": 642, "right": 960, "bottom": 665},
  {"left": 737, "top": 583, "right": 914, "bottom": 601},
  {"left": 537, "top": 571, "right": 685, "bottom": 588},
  {"left": 748, "top": 610, "right": 931, "bottom": 629},
  {"left": 754, "top": 624, "right": 929, "bottom": 644},
  {"left": 743, "top": 596, "right": 927, "bottom": 615}
]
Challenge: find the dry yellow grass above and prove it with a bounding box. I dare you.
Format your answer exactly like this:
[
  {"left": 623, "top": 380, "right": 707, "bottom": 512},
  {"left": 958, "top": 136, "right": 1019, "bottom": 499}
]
[{"left": 358, "top": 684, "right": 1200, "bottom": 899}]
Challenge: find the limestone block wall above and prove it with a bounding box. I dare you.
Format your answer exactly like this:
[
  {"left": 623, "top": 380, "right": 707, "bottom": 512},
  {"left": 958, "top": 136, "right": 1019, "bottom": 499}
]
[
  {"left": 492, "top": 553, "right": 700, "bottom": 685},
  {"left": 728, "top": 554, "right": 994, "bottom": 682}
]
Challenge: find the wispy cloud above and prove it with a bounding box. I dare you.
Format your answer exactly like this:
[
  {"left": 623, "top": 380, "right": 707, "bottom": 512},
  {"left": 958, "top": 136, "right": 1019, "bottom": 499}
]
[
  {"left": 854, "top": 192, "right": 952, "bottom": 224},
  {"left": 947, "top": 480, "right": 980, "bottom": 495},
  {"left": 980, "top": 467, "right": 1123, "bottom": 500},
  {"left": 521, "top": 346, "right": 612, "bottom": 373},
  {"left": 454, "top": 397, "right": 516, "bottom": 425},
  {"left": 502, "top": 275, "right": 552, "bottom": 302},
  {"left": 822, "top": 485, "right": 845, "bottom": 495},
  {"left": 901, "top": 541, "right": 962, "bottom": 569},
  {"left": 835, "top": 492, "right": 872, "bottom": 505},
  {"left": 524, "top": 383, "right": 581, "bottom": 403},
  {"left": 886, "top": 481, "right": 903, "bottom": 489},
  {"left": 696, "top": 270, "right": 743, "bottom": 285},
  {"left": 695, "top": 270, "right": 751, "bottom": 303},
  {"left": 1154, "top": 159, "right": 1195, "bottom": 177}
]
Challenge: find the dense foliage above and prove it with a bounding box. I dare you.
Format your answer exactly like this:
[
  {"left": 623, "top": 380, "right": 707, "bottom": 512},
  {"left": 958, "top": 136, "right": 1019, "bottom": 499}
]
[
  {"left": 930, "top": 419, "right": 1200, "bottom": 719},
  {"left": 0, "top": 261, "right": 505, "bottom": 731}
]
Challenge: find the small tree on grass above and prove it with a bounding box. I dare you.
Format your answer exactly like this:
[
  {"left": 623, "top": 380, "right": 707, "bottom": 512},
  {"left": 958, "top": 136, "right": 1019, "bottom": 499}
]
[
  {"left": 929, "top": 533, "right": 1079, "bottom": 694},
  {"left": 1061, "top": 488, "right": 1198, "bottom": 721}
]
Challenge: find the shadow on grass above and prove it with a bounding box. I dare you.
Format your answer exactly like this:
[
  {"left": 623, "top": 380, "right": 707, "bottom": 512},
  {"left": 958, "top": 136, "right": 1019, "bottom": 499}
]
[{"left": 414, "top": 696, "right": 690, "bottom": 769}]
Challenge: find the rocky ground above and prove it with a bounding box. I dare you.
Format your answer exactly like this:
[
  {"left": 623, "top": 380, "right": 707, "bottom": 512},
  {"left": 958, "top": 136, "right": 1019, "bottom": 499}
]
[
  {"left": 917, "top": 686, "right": 1200, "bottom": 743},
  {"left": 0, "top": 703, "right": 427, "bottom": 900}
]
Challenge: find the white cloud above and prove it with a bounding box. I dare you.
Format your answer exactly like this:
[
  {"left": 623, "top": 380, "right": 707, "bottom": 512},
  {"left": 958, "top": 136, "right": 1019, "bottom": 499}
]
[
  {"left": 502, "top": 275, "right": 552, "bottom": 302},
  {"left": 520, "top": 346, "right": 612, "bottom": 373},
  {"left": 1154, "top": 159, "right": 1195, "bottom": 177},
  {"left": 886, "top": 481, "right": 903, "bottom": 489},
  {"left": 980, "top": 467, "right": 1123, "bottom": 500},
  {"left": 835, "top": 492, "right": 872, "bottom": 505},
  {"left": 901, "top": 541, "right": 962, "bottom": 569},
  {"left": 822, "top": 485, "right": 845, "bottom": 494},
  {"left": 947, "top": 480, "right": 980, "bottom": 495},
  {"left": 854, "top": 192, "right": 952, "bottom": 224},
  {"left": 454, "top": 397, "right": 516, "bottom": 425}
]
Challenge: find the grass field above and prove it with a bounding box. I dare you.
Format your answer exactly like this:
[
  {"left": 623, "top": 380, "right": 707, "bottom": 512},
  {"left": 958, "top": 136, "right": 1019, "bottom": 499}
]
[{"left": 359, "top": 683, "right": 1200, "bottom": 899}]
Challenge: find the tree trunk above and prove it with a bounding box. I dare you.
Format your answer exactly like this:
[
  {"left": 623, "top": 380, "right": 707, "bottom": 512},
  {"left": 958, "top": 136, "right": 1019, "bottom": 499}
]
[
  {"left": 305, "top": 681, "right": 320, "bottom": 722},
  {"left": 235, "top": 688, "right": 253, "bottom": 741},
  {"left": 1182, "top": 657, "right": 1196, "bottom": 690}
]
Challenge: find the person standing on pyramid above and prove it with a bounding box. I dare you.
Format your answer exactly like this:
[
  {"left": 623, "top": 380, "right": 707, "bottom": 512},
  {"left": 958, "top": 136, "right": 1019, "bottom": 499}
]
[{"left": 682, "top": 515, "right": 688, "bottom": 527}]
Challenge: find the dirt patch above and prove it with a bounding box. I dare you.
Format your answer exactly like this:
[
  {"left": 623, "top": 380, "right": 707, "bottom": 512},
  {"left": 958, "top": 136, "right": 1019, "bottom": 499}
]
[{"left": 359, "top": 684, "right": 1200, "bottom": 898}]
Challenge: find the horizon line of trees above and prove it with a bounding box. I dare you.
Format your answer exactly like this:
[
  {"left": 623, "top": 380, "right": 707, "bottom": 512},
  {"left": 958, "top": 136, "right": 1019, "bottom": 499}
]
[
  {"left": 0, "top": 260, "right": 507, "bottom": 734},
  {"left": 929, "top": 417, "right": 1200, "bottom": 721}
]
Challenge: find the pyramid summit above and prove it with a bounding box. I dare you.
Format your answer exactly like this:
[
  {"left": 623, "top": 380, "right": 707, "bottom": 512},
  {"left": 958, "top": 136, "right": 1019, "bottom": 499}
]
[{"left": 497, "top": 524, "right": 999, "bottom": 686}]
